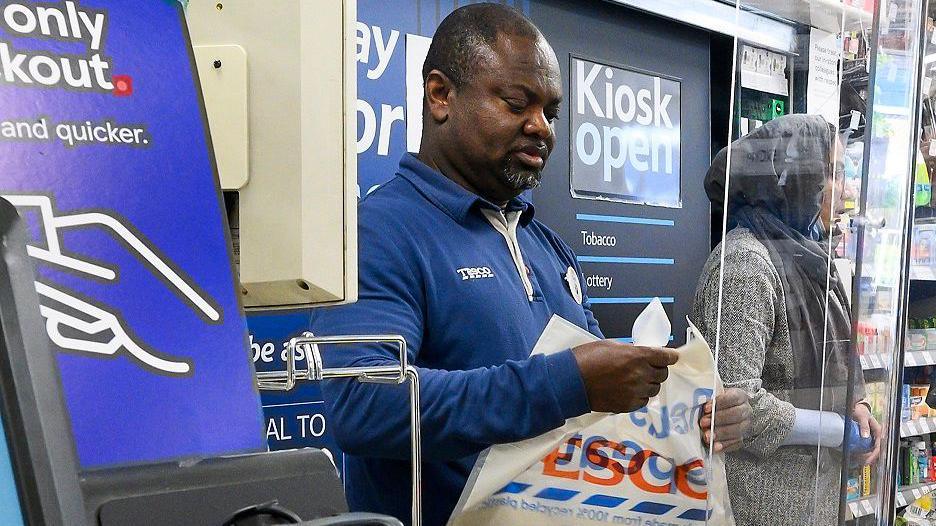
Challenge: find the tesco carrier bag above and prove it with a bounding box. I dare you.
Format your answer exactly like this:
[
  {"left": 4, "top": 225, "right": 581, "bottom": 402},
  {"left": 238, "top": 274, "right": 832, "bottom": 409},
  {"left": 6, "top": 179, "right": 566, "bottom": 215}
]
[{"left": 449, "top": 299, "right": 734, "bottom": 525}]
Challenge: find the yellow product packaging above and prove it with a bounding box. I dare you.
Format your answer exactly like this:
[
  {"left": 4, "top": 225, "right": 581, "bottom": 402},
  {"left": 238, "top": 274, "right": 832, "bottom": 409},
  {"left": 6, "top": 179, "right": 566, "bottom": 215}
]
[
  {"left": 862, "top": 465, "right": 872, "bottom": 497},
  {"left": 910, "top": 492, "right": 934, "bottom": 513}
]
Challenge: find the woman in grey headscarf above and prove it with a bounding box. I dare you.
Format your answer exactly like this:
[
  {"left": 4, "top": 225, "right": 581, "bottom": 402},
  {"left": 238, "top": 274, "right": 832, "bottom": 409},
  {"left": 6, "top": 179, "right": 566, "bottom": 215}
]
[{"left": 691, "top": 114, "right": 880, "bottom": 525}]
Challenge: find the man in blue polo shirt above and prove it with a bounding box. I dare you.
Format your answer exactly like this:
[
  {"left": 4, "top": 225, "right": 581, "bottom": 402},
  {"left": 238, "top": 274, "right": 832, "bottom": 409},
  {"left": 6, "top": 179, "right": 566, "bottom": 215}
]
[{"left": 312, "top": 4, "right": 751, "bottom": 525}]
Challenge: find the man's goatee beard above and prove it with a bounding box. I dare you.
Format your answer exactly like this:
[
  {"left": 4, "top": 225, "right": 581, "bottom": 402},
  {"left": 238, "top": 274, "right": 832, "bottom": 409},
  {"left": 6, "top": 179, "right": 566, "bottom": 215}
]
[{"left": 503, "top": 167, "right": 543, "bottom": 191}]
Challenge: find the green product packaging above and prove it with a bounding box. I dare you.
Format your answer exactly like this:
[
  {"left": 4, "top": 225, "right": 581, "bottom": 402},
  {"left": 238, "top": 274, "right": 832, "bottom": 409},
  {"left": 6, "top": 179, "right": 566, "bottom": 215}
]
[{"left": 917, "top": 150, "right": 932, "bottom": 207}]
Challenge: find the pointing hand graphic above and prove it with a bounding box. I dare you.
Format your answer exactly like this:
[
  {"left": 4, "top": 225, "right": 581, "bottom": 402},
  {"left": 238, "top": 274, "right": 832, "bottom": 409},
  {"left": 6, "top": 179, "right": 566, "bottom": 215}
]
[{"left": 4, "top": 194, "right": 221, "bottom": 376}]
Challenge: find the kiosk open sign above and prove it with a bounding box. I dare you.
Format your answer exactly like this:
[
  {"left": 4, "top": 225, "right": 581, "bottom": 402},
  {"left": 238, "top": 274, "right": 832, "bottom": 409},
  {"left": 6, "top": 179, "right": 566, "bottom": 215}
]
[{"left": 571, "top": 57, "right": 682, "bottom": 208}]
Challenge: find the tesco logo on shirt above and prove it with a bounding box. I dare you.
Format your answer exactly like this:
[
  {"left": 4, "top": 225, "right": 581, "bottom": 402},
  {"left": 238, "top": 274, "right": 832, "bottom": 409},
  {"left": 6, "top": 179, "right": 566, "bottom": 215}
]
[{"left": 457, "top": 267, "right": 495, "bottom": 281}]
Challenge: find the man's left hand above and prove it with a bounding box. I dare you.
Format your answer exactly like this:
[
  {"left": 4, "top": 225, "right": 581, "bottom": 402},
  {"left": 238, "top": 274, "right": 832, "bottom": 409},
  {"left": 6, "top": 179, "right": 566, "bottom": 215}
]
[{"left": 699, "top": 388, "right": 752, "bottom": 453}]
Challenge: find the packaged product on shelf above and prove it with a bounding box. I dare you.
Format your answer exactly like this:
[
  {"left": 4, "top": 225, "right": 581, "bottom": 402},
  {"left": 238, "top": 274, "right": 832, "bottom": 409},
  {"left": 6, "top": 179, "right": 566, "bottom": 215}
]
[
  {"left": 922, "top": 441, "right": 930, "bottom": 485},
  {"left": 900, "top": 447, "right": 904, "bottom": 487},
  {"left": 848, "top": 475, "right": 861, "bottom": 502},
  {"left": 930, "top": 443, "right": 936, "bottom": 480},
  {"left": 930, "top": 369, "right": 936, "bottom": 417},
  {"left": 843, "top": 31, "right": 861, "bottom": 61},
  {"left": 917, "top": 151, "right": 933, "bottom": 208},
  {"left": 918, "top": 441, "right": 931, "bottom": 482},
  {"left": 858, "top": 316, "right": 900, "bottom": 358},
  {"left": 857, "top": 322, "right": 869, "bottom": 355},
  {"left": 902, "top": 492, "right": 936, "bottom": 524},
  {"left": 903, "top": 441, "right": 921, "bottom": 486},
  {"left": 913, "top": 207, "right": 930, "bottom": 236},
  {"left": 867, "top": 382, "right": 886, "bottom": 422},
  {"left": 907, "top": 384, "right": 915, "bottom": 422},
  {"left": 913, "top": 319, "right": 936, "bottom": 350},
  {"left": 912, "top": 385, "right": 932, "bottom": 420},
  {"left": 910, "top": 323, "right": 929, "bottom": 352},
  {"left": 929, "top": 439, "right": 935, "bottom": 483},
  {"left": 863, "top": 464, "right": 873, "bottom": 497},
  {"left": 858, "top": 321, "right": 889, "bottom": 357},
  {"left": 928, "top": 326, "right": 936, "bottom": 351}
]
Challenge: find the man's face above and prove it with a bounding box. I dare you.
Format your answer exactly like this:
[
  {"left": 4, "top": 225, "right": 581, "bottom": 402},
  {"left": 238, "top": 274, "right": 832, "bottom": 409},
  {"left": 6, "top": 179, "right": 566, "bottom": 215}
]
[{"left": 444, "top": 34, "right": 562, "bottom": 202}]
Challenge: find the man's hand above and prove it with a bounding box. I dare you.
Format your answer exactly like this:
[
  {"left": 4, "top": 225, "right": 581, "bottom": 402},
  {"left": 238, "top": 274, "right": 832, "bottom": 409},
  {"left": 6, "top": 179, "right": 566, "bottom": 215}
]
[
  {"left": 852, "top": 403, "right": 882, "bottom": 466},
  {"left": 572, "top": 340, "right": 679, "bottom": 413},
  {"left": 699, "top": 388, "right": 752, "bottom": 453}
]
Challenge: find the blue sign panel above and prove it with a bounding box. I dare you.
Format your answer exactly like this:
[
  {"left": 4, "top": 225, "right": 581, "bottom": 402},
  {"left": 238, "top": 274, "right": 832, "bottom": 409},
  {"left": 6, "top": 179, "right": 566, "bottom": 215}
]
[
  {"left": 0, "top": 0, "right": 265, "bottom": 468},
  {"left": 248, "top": 311, "right": 344, "bottom": 478}
]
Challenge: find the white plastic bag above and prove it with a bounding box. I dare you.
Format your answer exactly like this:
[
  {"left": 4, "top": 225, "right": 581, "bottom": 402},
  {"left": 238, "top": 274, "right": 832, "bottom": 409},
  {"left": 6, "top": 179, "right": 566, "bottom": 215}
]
[
  {"left": 449, "top": 304, "right": 734, "bottom": 526},
  {"left": 632, "top": 296, "right": 672, "bottom": 348}
]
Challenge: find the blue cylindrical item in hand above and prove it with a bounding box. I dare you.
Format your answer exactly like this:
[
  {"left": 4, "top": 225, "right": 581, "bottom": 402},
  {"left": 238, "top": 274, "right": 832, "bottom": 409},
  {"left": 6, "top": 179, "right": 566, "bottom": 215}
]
[{"left": 845, "top": 418, "right": 874, "bottom": 454}]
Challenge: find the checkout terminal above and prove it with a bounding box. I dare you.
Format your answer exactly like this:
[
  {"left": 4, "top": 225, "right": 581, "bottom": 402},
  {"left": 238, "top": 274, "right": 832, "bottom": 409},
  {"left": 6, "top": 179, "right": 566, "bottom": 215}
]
[
  {"left": 0, "top": 0, "right": 405, "bottom": 524},
  {"left": 0, "top": 195, "right": 399, "bottom": 525}
]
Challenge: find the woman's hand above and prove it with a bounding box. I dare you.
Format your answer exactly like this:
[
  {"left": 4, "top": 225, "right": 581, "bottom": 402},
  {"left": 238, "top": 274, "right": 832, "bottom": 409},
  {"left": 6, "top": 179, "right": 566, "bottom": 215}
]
[
  {"left": 852, "top": 403, "right": 882, "bottom": 466},
  {"left": 699, "top": 388, "right": 753, "bottom": 453}
]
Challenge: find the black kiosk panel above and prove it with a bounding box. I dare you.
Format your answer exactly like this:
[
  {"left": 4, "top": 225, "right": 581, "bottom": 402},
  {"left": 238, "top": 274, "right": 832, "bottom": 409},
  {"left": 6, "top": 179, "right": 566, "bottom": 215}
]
[{"left": 0, "top": 197, "right": 87, "bottom": 525}]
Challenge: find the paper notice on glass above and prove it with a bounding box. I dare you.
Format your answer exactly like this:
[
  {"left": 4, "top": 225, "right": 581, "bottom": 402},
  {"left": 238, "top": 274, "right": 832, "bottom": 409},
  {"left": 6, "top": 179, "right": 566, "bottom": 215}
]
[{"left": 807, "top": 28, "right": 843, "bottom": 125}]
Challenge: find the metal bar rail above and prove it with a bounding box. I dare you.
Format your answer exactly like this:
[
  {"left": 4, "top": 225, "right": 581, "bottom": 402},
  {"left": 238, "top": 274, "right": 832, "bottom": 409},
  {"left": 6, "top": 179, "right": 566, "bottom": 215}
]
[{"left": 255, "top": 334, "right": 421, "bottom": 526}]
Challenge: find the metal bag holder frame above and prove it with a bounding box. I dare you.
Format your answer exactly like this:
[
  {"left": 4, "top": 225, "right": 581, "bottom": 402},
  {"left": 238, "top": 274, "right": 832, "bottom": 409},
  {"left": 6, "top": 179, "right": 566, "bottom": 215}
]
[{"left": 255, "top": 334, "right": 421, "bottom": 526}]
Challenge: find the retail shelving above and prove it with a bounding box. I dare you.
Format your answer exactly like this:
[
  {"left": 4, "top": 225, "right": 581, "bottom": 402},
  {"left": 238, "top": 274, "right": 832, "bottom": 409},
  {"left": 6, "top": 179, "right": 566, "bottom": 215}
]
[
  {"left": 861, "top": 353, "right": 888, "bottom": 370},
  {"left": 849, "top": 494, "right": 877, "bottom": 520},
  {"left": 860, "top": 350, "right": 936, "bottom": 370},
  {"left": 848, "top": 482, "right": 936, "bottom": 519},
  {"left": 728, "top": 0, "right": 872, "bottom": 33},
  {"left": 906, "top": 350, "right": 936, "bottom": 367},
  {"left": 901, "top": 417, "right": 936, "bottom": 438}
]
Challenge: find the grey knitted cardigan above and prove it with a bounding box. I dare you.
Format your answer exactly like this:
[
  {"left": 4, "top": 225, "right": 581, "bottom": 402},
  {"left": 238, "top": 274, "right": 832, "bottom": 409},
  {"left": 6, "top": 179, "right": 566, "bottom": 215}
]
[{"left": 691, "top": 227, "right": 844, "bottom": 526}]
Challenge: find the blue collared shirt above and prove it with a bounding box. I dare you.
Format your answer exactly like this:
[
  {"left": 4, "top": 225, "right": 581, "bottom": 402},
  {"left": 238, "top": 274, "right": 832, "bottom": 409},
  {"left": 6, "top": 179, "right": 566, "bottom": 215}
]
[{"left": 311, "top": 154, "right": 599, "bottom": 525}]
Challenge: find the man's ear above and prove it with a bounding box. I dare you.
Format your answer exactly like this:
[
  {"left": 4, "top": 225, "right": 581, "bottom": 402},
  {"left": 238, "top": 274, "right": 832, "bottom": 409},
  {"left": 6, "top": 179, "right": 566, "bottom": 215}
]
[{"left": 425, "top": 69, "right": 454, "bottom": 124}]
